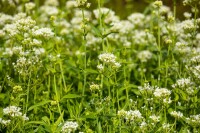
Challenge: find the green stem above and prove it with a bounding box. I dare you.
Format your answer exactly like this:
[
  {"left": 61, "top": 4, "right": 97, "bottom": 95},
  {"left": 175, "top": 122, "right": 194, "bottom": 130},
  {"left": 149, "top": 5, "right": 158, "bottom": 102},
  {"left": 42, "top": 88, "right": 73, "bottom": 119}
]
[
  {"left": 60, "top": 62, "right": 66, "bottom": 96},
  {"left": 25, "top": 73, "right": 31, "bottom": 113},
  {"left": 81, "top": 8, "right": 87, "bottom": 98},
  {"left": 53, "top": 72, "right": 62, "bottom": 115}
]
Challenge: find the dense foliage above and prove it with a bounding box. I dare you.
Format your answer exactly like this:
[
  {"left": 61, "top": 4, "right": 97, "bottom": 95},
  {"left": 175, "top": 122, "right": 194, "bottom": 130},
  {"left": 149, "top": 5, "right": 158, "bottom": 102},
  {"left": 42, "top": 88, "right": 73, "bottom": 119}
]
[{"left": 0, "top": 0, "right": 200, "bottom": 132}]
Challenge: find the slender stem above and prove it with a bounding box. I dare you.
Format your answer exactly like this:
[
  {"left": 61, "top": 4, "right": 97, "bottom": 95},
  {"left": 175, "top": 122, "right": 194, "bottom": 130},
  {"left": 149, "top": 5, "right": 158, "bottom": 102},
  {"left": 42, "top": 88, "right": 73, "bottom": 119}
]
[
  {"left": 53, "top": 72, "right": 62, "bottom": 115},
  {"left": 157, "top": 8, "right": 161, "bottom": 86},
  {"left": 81, "top": 8, "right": 87, "bottom": 98},
  {"left": 25, "top": 73, "right": 31, "bottom": 113},
  {"left": 60, "top": 62, "right": 66, "bottom": 95}
]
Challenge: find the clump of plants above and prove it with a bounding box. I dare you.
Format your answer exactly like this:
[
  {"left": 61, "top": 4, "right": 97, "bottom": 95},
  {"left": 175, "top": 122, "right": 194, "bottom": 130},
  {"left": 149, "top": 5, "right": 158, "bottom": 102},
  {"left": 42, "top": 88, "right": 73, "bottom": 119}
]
[{"left": 0, "top": 0, "right": 200, "bottom": 132}]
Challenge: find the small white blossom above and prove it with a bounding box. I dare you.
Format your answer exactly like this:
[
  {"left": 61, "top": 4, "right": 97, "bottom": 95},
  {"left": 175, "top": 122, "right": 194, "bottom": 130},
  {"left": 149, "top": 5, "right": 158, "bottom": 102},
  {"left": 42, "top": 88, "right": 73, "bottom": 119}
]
[
  {"left": 61, "top": 121, "right": 78, "bottom": 133},
  {"left": 170, "top": 111, "right": 183, "bottom": 119},
  {"left": 137, "top": 50, "right": 153, "bottom": 62},
  {"left": 33, "top": 28, "right": 54, "bottom": 38},
  {"left": 3, "top": 106, "right": 22, "bottom": 117},
  {"left": 98, "top": 53, "right": 116, "bottom": 64},
  {"left": 149, "top": 115, "right": 160, "bottom": 123},
  {"left": 153, "top": 87, "right": 171, "bottom": 98},
  {"left": 25, "top": 2, "right": 36, "bottom": 11}
]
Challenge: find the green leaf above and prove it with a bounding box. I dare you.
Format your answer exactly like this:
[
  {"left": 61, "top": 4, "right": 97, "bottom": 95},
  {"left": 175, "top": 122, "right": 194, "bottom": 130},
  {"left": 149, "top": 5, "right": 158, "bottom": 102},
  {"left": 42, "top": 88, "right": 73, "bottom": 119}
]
[
  {"left": 28, "top": 100, "right": 52, "bottom": 111},
  {"left": 174, "top": 92, "right": 179, "bottom": 102},
  {"left": 61, "top": 94, "right": 82, "bottom": 100},
  {"left": 54, "top": 111, "right": 64, "bottom": 127},
  {"left": 24, "top": 121, "right": 47, "bottom": 126},
  {"left": 42, "top": 116, "right": 50, "bottom": 125},
  {"left": 85, "top": 69, "right": 98, "bottom": 74},
  {"left": 97, "top": 121, "right": 103, "bottom": 133}
]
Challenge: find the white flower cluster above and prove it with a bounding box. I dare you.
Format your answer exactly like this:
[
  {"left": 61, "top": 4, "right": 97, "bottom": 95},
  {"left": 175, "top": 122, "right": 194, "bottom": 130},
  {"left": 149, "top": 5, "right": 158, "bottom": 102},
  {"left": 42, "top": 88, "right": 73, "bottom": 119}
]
[
  {"left": 128, "top": 13, "right": 145, "bottom": 27},
  {"left": 0, "top": 118, "right": 11, "bottom": 126},
  {"left": 33, "top": 28, "right": 54, "bottom": 39},
  {"left": 86, "top": 33, "right": 101, "bottom": 47},
  {"left": 98, "top": 53, "right": 116, "bottom": 64},
  {"left": 111, "top": 20, "right": 134, "bottom": 34},
  {"left": 181, "top": 19, "right": 196, "bottom": 33},
  {"left": 3, "top": 106, "right": 29, "bottom": 121},
  {"left": 117, "top": 109, "right": 143, "bottom": 123},
  {"left": 174, "top": 42, "right": 190, "bottom": 54},
  {"left": 40, "top": 5, "right": 59, "bottom": 16},
  {"left": 152, "top": 0, "right": 163, "bottom": 8},
  {"left": 162, "top": 123, "right": 170, "bottom": 130},
  {"left": 0, "top": 13, "right": 13, "bottom": 26},
  {"left": 172, "top": 78, "right": 193, "bottom": 88},
  {"left": 186, "top": 114, "right": 200, "bottom": 127},
  {"left": 3, "top": 106, "right": 22, "bottom": 117},
  {"left": 66, "top": 1, "right": 77, "bottom": 9},
  {"left": 191, "top": 55, "right": 200, "bottom": 63},
  {"left": 15, "top": 17, "right": 36, "bottom": 31},
  {"left": 117, "top": 109, "right": 127, "bottom": 117},
  {"left": 153, "top": 87, "right": 171, "bottom": 98},
  {"left": 138, "top": 83, "right": 154, "bottom": 93},
  {"left": 191, "top": 65, "right": 200, "bottom": 79},
  {"left": 13, "top": 85, "right": 23, "bottom": 93},
  {"left": 90, "top": 83, "right": 100, "bottom": 92},
  {"left": 25, "top": 2, "right": 36, "bottom": 11},
  {"left": 170, "top": 111, "right": 183, "bottom": 119},
  {"left": 183, "top": 0, "right": 200, "bottom": 6},
  {"left": 98, "top": 53, "right": 121, "bottom": 70},
  {"left": 3, "top": 46, "right": 23, "bottom": 57},
  {"left": 93, "top": 8, "right": 119, "bottom": 24},
  {"left": 132, "top": 30, "right": 157, "bottom": 46},
  {"left": 45, "top": 0, "right": 59, "bottom": 6},
  {"left": 76, "top": 0, "right": 87, "bottom": 7},
  {"left": 137, "top": 50, "right": 153, "bottom": 62},
  {"left": 172, "top": 78, "right": 197, "bottom": 95},
  {"left": 13, "top": 56, "right": 41, "bottom": 75},
  {"left": 149, "top": 114, "right": 160, "bottom": 123},
  {"left": 97, "top": 64, "right": 104, "bottom": 72},
  {"left": 61, "top": 121, "right": 78, "bottom": 133},
  {"left": 153, "top": 87, "right": 172, "bottom": 104}
]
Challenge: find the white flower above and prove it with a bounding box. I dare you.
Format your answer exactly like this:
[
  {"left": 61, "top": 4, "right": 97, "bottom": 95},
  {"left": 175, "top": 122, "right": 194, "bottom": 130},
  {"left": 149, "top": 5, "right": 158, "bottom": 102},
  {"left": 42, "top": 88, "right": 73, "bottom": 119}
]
[
  {"left": 76, "top": 0, "right": 87, "bottom": 7},
  {"left": 153, "top": 87, "right": 171, "bottom": 98},
  {"left": 98, "top": 53, "right": 116, "bottom": 64},
  {"left": 0, "top": 118, "right": 11, "bottom": 126},
  {"left": 125, "top": 110, "right": 143, "bottom": 121},
  {"left": 170, "top": 111, "right": 183, "bottom": 119},
  {"left": 33, "top": 28, "right": 54, "bottom": 38},
  {"left": 149, "top": 115, "right": 160, "bottom": 123},
  {"left": 61, "top": 121, "right": 78, "bottom": 133},
  {"left": 140, "top": 121, "right": 147, "bottom": 129},
  {"left": 117, "top": 109, "right": 127, "bottom": 117},
  {"left": 40, "top": 6, "right": 59, "bottom": 16},
  {"left": 112, "top": 62, "right": 121, "bottom": 69},
  {"left": 97, "top": 64, "right": 104, "bottom": 71},
  {"left": 25, "top": 2, "right": 36, "bottom": 11},
  {"left": 3, "top": 106, "right": 22, "bottom": 117},
  {"left": 128, "top": 13, "right": 145, "bottom": 27},
  {"left": 90, "top": 84, "right": 100, "bottom": 92},
  {"left": 45, "top": 0, "right": 59, "bottom": 6},
  {"left": 22, "top": 114, "right": 29, "bottom": 121},
  {"left": 93, "top": 8, "right": 119, "bottom": 24},
  {"left": 66, "top": 1, "right": 77, "bottom": 9},
  {"left": 138, "top": 83, "right": 154, "bottom": 92},
  {"left": 33, "top": 48, "right": 45, "bottom": 56},
  {"left": 137, "top": 50, "right": 153, "bottom": 62},
  {"left": 162, "top": 123, "right": 170, "bottom": 130}
]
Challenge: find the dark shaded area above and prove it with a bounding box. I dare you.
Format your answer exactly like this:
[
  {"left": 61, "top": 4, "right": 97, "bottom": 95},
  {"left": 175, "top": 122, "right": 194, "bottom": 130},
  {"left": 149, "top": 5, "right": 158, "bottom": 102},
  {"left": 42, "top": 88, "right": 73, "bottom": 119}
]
[{"left": 88, "top": 0, "right": 192, "bottom": 19}]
